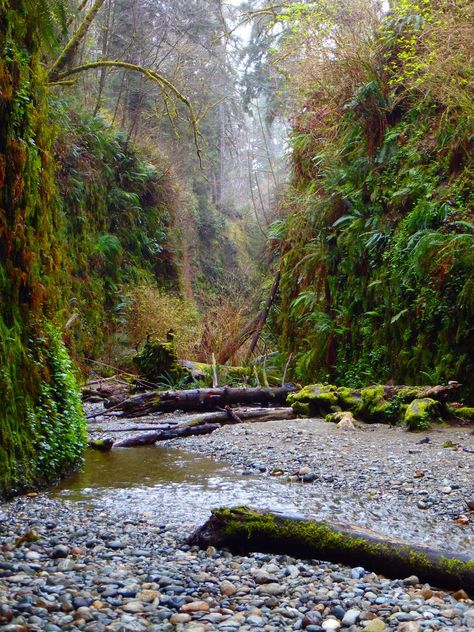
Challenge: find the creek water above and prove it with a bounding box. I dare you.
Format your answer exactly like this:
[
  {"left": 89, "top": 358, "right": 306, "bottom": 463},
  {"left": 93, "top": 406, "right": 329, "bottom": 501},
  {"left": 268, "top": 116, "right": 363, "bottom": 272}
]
[
  {"left": 49, "top": 446, "right": 302, "bottom": 529},
  {"left": 49, "top": 444, "right": 473, "bottom": 553}
]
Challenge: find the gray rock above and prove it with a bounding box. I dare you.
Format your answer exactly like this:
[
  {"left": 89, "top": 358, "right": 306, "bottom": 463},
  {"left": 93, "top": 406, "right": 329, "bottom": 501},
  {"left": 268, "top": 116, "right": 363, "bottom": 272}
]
[
  {"left": 342, "top": 608, "right": 360, "bottom": 626},
  {"left": 51, "top": 545, "right": 69, "bottom": 558}
]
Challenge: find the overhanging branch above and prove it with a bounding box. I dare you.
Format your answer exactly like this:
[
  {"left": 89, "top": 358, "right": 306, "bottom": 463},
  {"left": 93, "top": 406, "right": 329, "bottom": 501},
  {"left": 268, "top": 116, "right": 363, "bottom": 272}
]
[{"left": 50, "top": 60, "right": 202, "bottom": 166}]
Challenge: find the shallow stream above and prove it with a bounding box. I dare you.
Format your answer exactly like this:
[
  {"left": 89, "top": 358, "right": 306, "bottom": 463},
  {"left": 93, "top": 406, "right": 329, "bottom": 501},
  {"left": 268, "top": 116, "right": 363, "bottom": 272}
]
[
  {"left": 49, "top": 446, "right": 301, "bottom": 528},
  {"left": 49, "top": 442, "right": 473, "bottom": 553}
]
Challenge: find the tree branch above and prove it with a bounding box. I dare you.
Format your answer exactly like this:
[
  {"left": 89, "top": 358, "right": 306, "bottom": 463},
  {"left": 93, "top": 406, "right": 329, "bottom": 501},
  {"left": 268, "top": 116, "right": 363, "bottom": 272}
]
[
  {"left": 49, "top": 0, "right": 107, "bottom": 79},
  {"left": 50, "top": 60, "right": 202, "bottom": 166}
]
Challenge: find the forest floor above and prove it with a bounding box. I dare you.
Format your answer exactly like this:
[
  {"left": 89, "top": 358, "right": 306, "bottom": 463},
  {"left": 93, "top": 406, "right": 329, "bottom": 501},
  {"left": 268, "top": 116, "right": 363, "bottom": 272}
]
[{"left": 1, "top": 414, "right": 473, "bottom": 631}]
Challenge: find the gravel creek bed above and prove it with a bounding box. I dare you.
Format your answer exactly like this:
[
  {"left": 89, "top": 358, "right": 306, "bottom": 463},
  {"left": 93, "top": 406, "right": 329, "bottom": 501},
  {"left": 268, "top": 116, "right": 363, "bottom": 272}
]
[{"left": 1, "top": 414, "right": 473, "bottom": 631}]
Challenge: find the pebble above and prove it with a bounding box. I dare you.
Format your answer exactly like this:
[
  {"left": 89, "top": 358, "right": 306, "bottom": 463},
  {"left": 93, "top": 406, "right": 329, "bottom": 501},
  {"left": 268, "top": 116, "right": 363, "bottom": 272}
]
[
  {"left": 220, "top": 580, "right": 237, "bottom": 596},
  {"left": 51, "top": 545, "right": 68, "bottom": 558},
  {"left": 121, "top": 601, "right": 145, "bottom": 613},
  {"left": 257, "top": 582, "right": 284, "bottom": 595},
  {"left": 397, "top": 623, "right": 421, "bottom": 632},
  {"left": 180, "top": 600, "right": 210, "bottom": 612},
  {"left": 342, "top": 608, "right": 360, "bottom": 625},
  {"left": 363, "top": 619, "right": 386, "bottom": 631}
]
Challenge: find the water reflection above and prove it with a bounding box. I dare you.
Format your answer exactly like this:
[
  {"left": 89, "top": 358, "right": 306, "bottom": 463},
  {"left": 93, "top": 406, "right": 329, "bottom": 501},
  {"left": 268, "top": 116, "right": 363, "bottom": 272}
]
[{"left": 50, "top": 446, "right": 302, "bottom": 526}]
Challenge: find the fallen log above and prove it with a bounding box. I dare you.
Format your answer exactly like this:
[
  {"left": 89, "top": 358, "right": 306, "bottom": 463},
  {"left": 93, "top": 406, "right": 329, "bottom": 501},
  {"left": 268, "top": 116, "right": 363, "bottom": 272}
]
[
  {"left": 112, "top": 423, "right": 221, "bottom": 447},
  {"left": 115, "top": 386, "right": 297, "bottom": 418},
  {"left": 98, "top": 407, "right": 296, "bottom": 448},
  {"left": 188, "top": 507, "right": 474, "bottom": 593}
]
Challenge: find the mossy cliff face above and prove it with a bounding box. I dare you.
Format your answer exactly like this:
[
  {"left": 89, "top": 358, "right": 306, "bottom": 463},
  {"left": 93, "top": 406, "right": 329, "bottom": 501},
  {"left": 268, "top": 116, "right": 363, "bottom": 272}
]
[
  {"left": 54, "top": 108, "right": 179, "bottom": 362},
  {"left": 0, "top": 4, "right": 86, "bottom": 496},
  {"left": 276, "top": 3, "right": 474, "bottom": 399}
]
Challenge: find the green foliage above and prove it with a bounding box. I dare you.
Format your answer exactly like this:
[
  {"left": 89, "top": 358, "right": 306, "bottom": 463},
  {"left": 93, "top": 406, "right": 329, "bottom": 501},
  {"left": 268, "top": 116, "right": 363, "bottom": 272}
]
[
  {"left": 0, "top": 1, "right": 178, "bottom": 496},
  {"left": 53, "top": 104, "right": 179, "bottom": 362},
  {"left": 133, "top": 339, "right": 185, "bottom": 385},
  {"left": 27, "top": 326, "right": 87, "bottom": 481},
  {"left": 275, "top": 1, "right": 474, "bottom": 399},
  {"left": 0, "top": 1, "right": 87, "bottom": 496}
]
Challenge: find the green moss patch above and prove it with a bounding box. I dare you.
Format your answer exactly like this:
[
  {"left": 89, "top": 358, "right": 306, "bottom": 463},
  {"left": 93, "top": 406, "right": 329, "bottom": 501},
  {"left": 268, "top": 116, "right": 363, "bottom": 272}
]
[{"left": 404, "top": 398, "right": 441, "bottom": 431}]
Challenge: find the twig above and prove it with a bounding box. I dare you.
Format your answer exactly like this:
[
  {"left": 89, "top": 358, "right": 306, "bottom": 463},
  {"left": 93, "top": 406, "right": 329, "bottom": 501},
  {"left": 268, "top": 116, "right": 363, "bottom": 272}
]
[
  {"left": 253, "top": 365, "right": 261, "bottom": 387},
  {"left": 84, "top": 357, "right": 157, "bottom": 389},
  {"left": 262, "top": 356, "right": 270, "bottom": 388},
  {"left": 211, "top": 352, "right": 219, "bottom": 388},
  {"left": 282, "top": 352, "right": 293, "bottom": 386}
]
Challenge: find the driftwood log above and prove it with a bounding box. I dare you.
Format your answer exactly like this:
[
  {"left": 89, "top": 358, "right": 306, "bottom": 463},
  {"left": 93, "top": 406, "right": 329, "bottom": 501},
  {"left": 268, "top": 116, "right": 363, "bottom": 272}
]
[
  {"left": 113, "top": 386, "right": 297, "bottom": 418},
  {"left": 91, "top": 407, "right": 295, "bottom": 449},
  {"left": 189, "top": 507, "right": 474, "bottom": 593},
  {"left": 113, "top": 423, "right": 221, "bottom": 447}
]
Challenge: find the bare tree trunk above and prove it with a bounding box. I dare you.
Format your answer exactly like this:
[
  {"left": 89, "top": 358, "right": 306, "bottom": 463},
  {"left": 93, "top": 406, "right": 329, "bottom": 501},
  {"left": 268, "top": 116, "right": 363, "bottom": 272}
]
[
  {"left": 93, "top": 0, "right": 112, "bottom": 116},
  {"left": 245, "top": 270, "right": 281, "bottom": 363},
  {"left": 113, "top": 385, "right": 297, "bottom": 417}
]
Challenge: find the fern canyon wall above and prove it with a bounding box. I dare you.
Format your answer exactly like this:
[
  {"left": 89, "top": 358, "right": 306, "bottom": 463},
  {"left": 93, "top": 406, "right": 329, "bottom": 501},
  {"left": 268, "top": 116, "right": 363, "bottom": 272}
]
[
  {"left": 0, "top": 3, "right": 86, "bottom": 495},
  {"left": 0, "top": 3, "right": 180, "bottom": 494},
  {"left": 274, "top": 1, "right": 473, "bottom": 398},
  {"left": 0, "top": 0, "right": 472, "bottom": 497}
]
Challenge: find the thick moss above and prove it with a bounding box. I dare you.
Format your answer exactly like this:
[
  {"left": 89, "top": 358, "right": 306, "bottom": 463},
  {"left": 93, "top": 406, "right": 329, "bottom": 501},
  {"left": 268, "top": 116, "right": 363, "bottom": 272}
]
[
  {"left": 404, "top": 398, "right": 441, "bottom": 431},
  {"left": 134, "top": 338, "right": 185, "bottom": 384},
  {"left": 291, "top": 401, "right": 311, "bottom": 416},
  {"left": 0, "top": 5, "right": 86, "bottom": 496},
  {"left": 288, "top": 384, "right": 339, "bottom": 416},
  {"left": 335, "top": 386, "right": 364, "bottom": 414},
  {"left": 358, "top": 386, "right": 389, "bottom": 421},
  {"left": 455, "top": 407, "right": 474, "bottom": 421}
]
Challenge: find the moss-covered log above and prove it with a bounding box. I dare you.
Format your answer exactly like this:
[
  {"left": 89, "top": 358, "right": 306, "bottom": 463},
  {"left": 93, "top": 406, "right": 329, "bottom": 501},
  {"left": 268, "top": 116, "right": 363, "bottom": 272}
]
[
  {"left": 189, "top": 507, "right": 474, "bottom": 593},
  {"left": 115, "top": 386, "right": 297, "bottom": 417},
  {"left": 288, "top": 382, "right": 462, "bottom": 430}
]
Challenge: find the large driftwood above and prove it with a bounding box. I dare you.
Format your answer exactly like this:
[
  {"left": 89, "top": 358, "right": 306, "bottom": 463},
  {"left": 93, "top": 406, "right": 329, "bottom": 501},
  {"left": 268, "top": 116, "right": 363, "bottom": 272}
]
[
  {"left": 95, "top": 407, "right": 295, "bottom": 449},
  {"left": 114, "top": 386, "right": 297, "bottom": 418},
  {"left": 189, "top": 507, "right": 474, "bottom": 593},
  {"left": 113, "top": 423, "right": 220, "bottom": 447}
]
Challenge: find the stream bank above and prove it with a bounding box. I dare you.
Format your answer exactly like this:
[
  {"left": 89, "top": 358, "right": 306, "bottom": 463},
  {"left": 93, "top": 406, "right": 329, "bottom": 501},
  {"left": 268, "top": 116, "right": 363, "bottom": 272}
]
[{"left": 1, "top": 413, "right": 473, "bottom": 631}]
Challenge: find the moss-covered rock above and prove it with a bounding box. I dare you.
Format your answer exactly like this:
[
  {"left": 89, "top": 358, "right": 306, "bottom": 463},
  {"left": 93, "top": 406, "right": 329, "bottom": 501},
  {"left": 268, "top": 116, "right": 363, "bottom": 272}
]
[
  {"left": 288, "top": 384, "right": 339, "bottom": 417},
  {"left": 404, "top": 398, "right": 441, "bottom": 431},
  {"left": 88, "top": 438, "right": 114, "bottom": 451}
]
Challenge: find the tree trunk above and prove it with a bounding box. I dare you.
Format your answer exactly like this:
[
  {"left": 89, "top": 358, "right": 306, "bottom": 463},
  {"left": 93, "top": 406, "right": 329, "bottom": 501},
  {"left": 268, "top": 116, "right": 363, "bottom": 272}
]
[
  {"left": 90, "top": 407, "right": 295, "bottom": 448},
  {"left": 245, "top": 270, "right": 281, "bottom": 363},
  {"left": 188, "top": 507, "right": 474, "bottom": 593},
  {"left": 113, "top": 385, "right": 297, "bottom": 417}
]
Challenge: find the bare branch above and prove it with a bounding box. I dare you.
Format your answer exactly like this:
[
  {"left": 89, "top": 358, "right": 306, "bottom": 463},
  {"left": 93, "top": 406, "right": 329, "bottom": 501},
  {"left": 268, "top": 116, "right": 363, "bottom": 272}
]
[{"left": 51, "top": 60, "right": 202, "bottom": 166}]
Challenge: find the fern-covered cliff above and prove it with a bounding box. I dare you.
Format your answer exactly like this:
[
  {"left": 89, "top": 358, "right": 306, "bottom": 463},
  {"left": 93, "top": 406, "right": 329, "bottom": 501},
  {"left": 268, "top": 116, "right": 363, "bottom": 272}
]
[
  {"left": 0, "top": 3, "right": 86, "bottom": 495},
  {"left": 0, "top": 3, "right": 179, "bottom": 495},
  {"left": 275, "top": 1, "right": 473, "bottom": 397}
]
